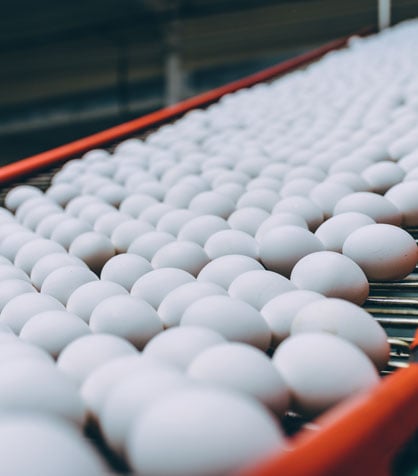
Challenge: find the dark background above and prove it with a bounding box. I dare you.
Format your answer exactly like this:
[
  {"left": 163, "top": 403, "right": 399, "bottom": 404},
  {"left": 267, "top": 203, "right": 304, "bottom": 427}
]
[{"left": 2, "top": 0, "right": 418, "bottom": 165}]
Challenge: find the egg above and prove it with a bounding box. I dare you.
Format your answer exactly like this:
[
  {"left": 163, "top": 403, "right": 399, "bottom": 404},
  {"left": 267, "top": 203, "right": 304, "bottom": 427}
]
[
  {"left": 177, "top": 214, "right": 230, "bottom": 246},
  {"left": 181, "top": 295, "right": 271, "bottom": 351},
  {"left": 259, "top": 225, "right": 324, "bottom": 277},
  {"left": 89, "top": 295, "right": 163, "bottom": 349},
  {"left": 131, "top": 268, "right": 195, "bottom": 308},
  {"left": 15, "top": 196, "right": 53, "bottom": 222},
  {"left": 197, "top": 254, "right": 263, "bottom": 289},
  {"left": 35, "top": 213, "right": 69, "bottom": 238},
  {"left": 0, "top": 292, "right": 64, "bottom": 334},
  {"left": 119, "top": 194, "right": 159, "bottom": 218},
  {"left": 361, "top": 161, "right": 405, "bottom": 194},
  {"left": 127, "top": 231, "right": 176, "bottom": 261},
  {"left": 57, "top": 334, "right": 137, "bottom": 387},
  {"left": 272, "top": 196, "right": 324, "bottom": 231},
  {"left": 188, "top": 342, "right": 290, "bottom": 414},
  {"left": 20, "top": 310, "right": 91, "bottom": 358},
  {"left": 0, "top": 341, "right": 53, "bottom": 365},
  {"left": 385, "top": 181, "right": 418, "bottom": 226},
  {"left": 163, "top": 183, "right": 204, "bottom": 208},
  {"left": 0, "top": 264, "right": 30, "bottom": 283},
  {"left": 4, "top": 185, "right": 43, "bottom": 212},
  {"left": 31, "top": 253, "right": 87, "bottom": 290},
  {"left": 254, "top": 212, "right": 308, "bottom": 242},
  {"left": 66, "top": 280, "right": 128, "bottom": 323},
  {"left": 290, "top": 251, "right": 369, "bottom": 305},
  {"left": 204, "top": 229, "right": 259, "bottom": 260},
  {"left": 100, "top": 370, "right": 190, "bottom": 454},
  {"left": 0, "top": 279, "right": 37, "bottom": 312},
  {"left": 0, "top": 231, "right": 37, "bottom": 262},
  {"left": 15, "top": 239, "right": 66, "bottom": 274},
  {"left": 45, "top": 183, "right": 80, "bottom": 207},
  {"left": 41, "top": 265, "right": 98, "bottom": 305},
  {"left": 189, "top": 191, "right": 235, "bottom": 218},
  {"left": 22, "top": 204, "right": 63, "bottom": 231},
  {"left": 69, "top": 232, "right": 115, "bottom": 274},
  {"left": 0, "top": 223, "right": 25, "bottom": 243},
  {"left": 156, "top": 209, "right": 197, "bottom": 236},
  {"left": 93, "top": 211, "right": 130, "bottom": 237},
  {"left": 325, "top": 171, "right": 370, "bottom": 192},
  {"left": 333, "top": 192, "right": 402, "bottom": 225},
  {"left": 65, "top": 195, "right": 101, "bottom": 217},
  {"left": 342, "top": 223, "right": 418, "bottom": 281},
  {"left": 111, "top": 219, "right": 154, "bottom": 253},
  {"left": 314, "top": 212, "right": 376, "bottom": 252},
  {"left": 309, "top": 182, "right": 353, "bottom": 218},
  {"left": 152, "top": 241, "right": 209, "bottom": 276},
  {"left": 236, "top": 189, "right": 279, "bottom": 212},
  {"left": 158, "top": 281, "right": 227, "bottom": 328},
  {"left": 50, "top": 218, "right": 92, "bottom": 250},
  {"left": 291, "top": 298, "right": 389, "bottom": 369},
  {"left": 213, "top": 182, "right": 245, "bottom": 202},
  {"left": 272, "top": 333, "right": 379, "bottom": 417},
  {"left": 260, "top": 289, "right": 325, "bottom": 345},
  {"left": 100, "top": 254, "right": 152, "bottom": 291},
  {"left": 0, "top": 415, "right": 107, "bottom": 476},
  {"left": 126, "top": 387, "right": 285, "bottom": 476}
]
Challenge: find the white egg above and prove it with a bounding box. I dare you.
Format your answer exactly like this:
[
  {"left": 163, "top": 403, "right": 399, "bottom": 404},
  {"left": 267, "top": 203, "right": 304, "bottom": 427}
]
[
  {"left": 151, "top": 241, "right": 209, "bottom": 276},
  {"left": 57, "top": 334, "right": 137, "bottom": 387},
  {"left": 290, "top": 251, "right": 369, "bottom": 305},
  {"left": 291, "top": 298, "right": 389, "bottom": 369},
  {"left": 66, "top": 280, "right": 128, "bottom": 323},
  {"left": 213, "top": 182, "right": 245, "bottom": 202},
  {"left": 0, "top": 231, "right": 37, "bottom": 262},
  {"left": 111, "top": 219, "right": 154, "bottom": 253},
  {"left": 212, "top": 170, "right": 250, "bottom": 187},
  {"left": 4, "top": 185, "right": 43, "bottom": 212},
  {"left": 22, "top": 204, "right": 63, "bottom": 231},
  {"left": 361, "top": 161, "right": 405, "bottom": 194},
  {"left": 309, "top": 182, "right": 353, "bottom": 218},
  {"left": 261, "top": 289, "right": 325, "bottom": 346},
  {"left": 197, "top": 254, "right": 263, "bottom": 289},
  {"left": 0, "top": 360, "right": 85, "bottom": 424},
  {"left": 0, "top": 264, "right": 30, "bottom": 283},
  {"left": 188, "top": 342, "right": 290, "bottom": 414},
  {"left": 65, "top": 195, "right": 101, "bottom": 216},
  {"left": 181, "top": 295, "right": 271, "bottom": 351},
  {"left": 0, "top": 341, "right": 53, "bottom": 365},
  {"left": 100, "top": 254, "right": 152, "bottom": 291},
  {"left": 69, "top": 232, "right": 115, "bottom": 273},
  {"left": 189, "top": 191, "right": 235, "bottom": 218},
  {"left": 259, "top": 225, "right": 324, "bottom": 277},
  {"left": 78, "top": 202, "right": 115, "bottom": 226},
  {"left": 50, "top": 218, "right": 92, "bottom": 250},
  {"left": 89, "top": 295, "right": 163, "bottom": 349},
  {"left": 246, "top": 177, "right": 281, "bottom": 192},
  {"left": 236, "top": 189, "right": 279, "bottom": 212},
  {"left": 139, "top": 203, "right": 174, "bottom": 227},
  {"left": 0, "top": 279, "right": 37, "bottom": 312},
  {"left": 126, "top": 387, "right": 285, "bottom": 476},
  {"left": 119, "top": 194, "right": 159, "bottom": 218},
  {"left": 41, "top": 265, "right": 98, "bottom": 305},
  {"left": 45, "top": 183, "right": 80, "bottom": 207},
  {"left": 127, "top": 231, "right": 176, "bottom": 261},
  {"left": 156, "top": 209, "right": 197, "bottom": 236},
  {"left": 279, "top": 178, "right": 319, "bottom": 198},
  {"left": 131, "top": 268, "right": 195, "bottom": 308},
  {"left": 325, "top": 171, "right": 370, "bottom": 192},
  {"left": 35, "top": 213, "right": 68, "bottom": 238},
  {"left": 20, "top": 310, "right": 91, "bottom": 358},
  {"left": 31, "top": 253, "right": 87, "bottom": 290},
  {"left": 333, "top": 192, "right": 402, "bottom": 225},
  {"left": 93, "top": 211, "right": 130, "bottom": 237},
  {"left": 227, "top": 207, "right": 269, "bottom": 236},
  {"left": 272, "top": 333, "right": 379, "bottom": 416},
  {"left": 314, "top": 212, "right": 376, "bottom": 252},
  {"left": 15, "top": 196, "right": 52, "bottom": 222},
  {"left": 273, "top": 196, "right": 324, "bottom": 231},
  {"left": 385, "top": 181, "right": 418, "bottom": 226},
  {"left": 164, "top": 183, "right": 205, "bottom": 208},
  {"left": 204, "top": 229, "right": 259, "bottom": 260},
  {"left": 14, "top": 238, "right": 66, "bottom": 275},
  {"left": 0, "top": 415, "right": 106, "bottom": 476},
  {"left": 342, "top": 224, "right": 418, "bottom": 281},
  {"left": 0, "top": 223, "right": 25, "bottom": 243},
  {"left": 177, "top": 214, "right": 230, "bottom": 246},
  {"left": 80, "top": 354, "right": 177, "bottom": 420},
  {"left": 100, "top": 370, "right": 190, "bottom": 455}
]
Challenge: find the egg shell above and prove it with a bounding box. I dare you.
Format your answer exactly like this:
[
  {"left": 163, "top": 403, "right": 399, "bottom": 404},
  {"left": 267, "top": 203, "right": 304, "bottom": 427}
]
[
  {"left": 177, "top": 215, "right": 230, "bottom": 246},
  {"left": 0, "top": 341, "right": 54, "bottom": 365},
  {"left": 111, "top": 219, "right": 154, "bottom": 253},
  {"left": 272, "top": 333, "right": 379, "bottom": 417},
  {"left": 197, "top": 254, "right": 263, "bottom": 289},
  {"left": 100, "top": 254, "right": 152, "bottom": 291},
  {"left": 0, "top": 223, "right": 26, "bottom": 243},
  {"left": 204, "top": 229, "right": 259, "bottom": 260},
  {"left": 20, "top": 310, "right": 91, "bottom": 358},
  {"left": 261, "top": 289, "right": 325, "bottom": 346},
  {"left": 69, "top": 232, "right": 115, "bottom": 274},
  {"left": 46, "top": 183, "right": 80, "bottom": 207},
  {"left": 325, "top": 171, "right": 370, "bottom": 192},
  {"left": 139, "top": 203, "right": 175, "bottom": 227},
  {"left": 126, "top": 387, "right": 285, "bottom": 476},
  {"left": 255, "top": 212, "right": 308, "bottom": 242},
  {"left": 259, "top": 225, "right": 324, "bottom": 277},
  {"left": 35, "top": 213, "right": 69, "bottom": 238},
  {"left": 89, "top": 295, "right": 163, "bottom": 349},
  {"left": 41, "top": 265, "right": 98, "bottom": 305},
  {"left": 134, "top": 181, "right": 167, "bottom": 201},
  {"left": 153, "top": 240, "right": 209, "bottom": 276},
  {"left": 236, "top": 189, "right": 279, "bottom": 212},
  {"left": 66, "top": 280, "right": 128, "bottom": 323},
  {"left": 333, "top": 192, "right": 402, "bottom": 225},
  {"left": 290, "top": 251, "right": 369, "bottom": 305},
  {"left": 180, "top": 295, "right": 271, "bottom": 351},
  {"left": 385, "top": 181, "right": 418, "bottom": 226},
  {"left": 22, "top": 204, "right": 63, "bottom": 231},
  {"left": 127, "top": 231, "right": 176, "bottom": 261},
  {"left": 0, "top": 264, "right": 30, "bottom": 283},
  {"left": 156, "top": 209, "right": 197, "bottom": 236},
  {"left": 342, "top": 224, "right": 418, "bottom": 281},
  {"left": 291, "top": 298, "right": 389, "bottom": 370},
  {"left": 31, "top": 253, "right": 87, "bottom": 290},
  {"left": 131, "top": 268, "right": 195, "bottom": 308},
  {"left": 158, "top": 281, "right": 227, "bottom": 328},
  {"left": 0, "top": 292, "right": 65, "bottom": 334},
  {"left": 0, "top": 231, "right": 37, "bottom": 262},
  {"left": 50, "top": 218, "right": 92, "bottom": 250},
  {"left": 189, "top": 191, "right": 236, "bottom": 219},
  {"left": 227, "top": 207, "right": 270, "bottom": 236},
  {"left": 4, "top": 185, "right": 43, "bottom": 212},
  {"left": 119, "top": 194, "right": 159, "bottom": 218},
  {"left": 273, "top": 196, "right": 324, "bottom": 231},
  {"left": 212, "top": 170, "right": 250, "bottom": 187},
  {"left": 100, "top": 371, "right": 190, "bottom": 454},
  {"left": 0, "top": 415, "right": 107, "bottom": 476},
  {"left": 279, "top": 178, "right": 319, "bottom": 198},
  {"left": 228, "top": 270, "right": 295, "bottom": 310},
  {"left": 14, "top": 239, "right": 66, "bottom": 274},
  {"left": 15, "top": 196, "right": 53, "bottom": 222},
  {"left": 314, "top": 212, "right": 376, "bottom": 252},
  {"left": 78, "top": 202, "right": 116, "bottom": 226},
  {"left": 188, "top": 342, "right": 290, "bottom": 414},
  {"left": 309, "top": 182, "right": 353, "bottom": 219},
  {"left": 57, "top": 334, "right": 138, "bottom": 387},
  {"left": 93, "top": 211, "right": 130, "bottom": 237},
  {"left": 0, "top": 279, "right": 37, "bottom": 312},
  {"left": 213, "top": 182, "right": 245, "bottom": 202},
  {"left": 64, "top": 195, "right": 101, "bottom": 217},
  {"left": 361, "top": 161, "right": 405, "bottom": 194}
]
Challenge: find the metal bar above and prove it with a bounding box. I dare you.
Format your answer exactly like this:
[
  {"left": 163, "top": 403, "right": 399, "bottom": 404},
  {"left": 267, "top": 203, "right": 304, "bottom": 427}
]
[{"left": 378, "top": 0, "right": 391, "bottom": 30}]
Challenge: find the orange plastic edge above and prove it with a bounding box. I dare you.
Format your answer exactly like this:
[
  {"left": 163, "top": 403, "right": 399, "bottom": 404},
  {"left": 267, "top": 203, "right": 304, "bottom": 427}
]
[
  {"left": 0, "top": 28, "right": 372, "bottom": 185},
  {"left": 238, "top": 364, "right": 418, "bottom": 476}
]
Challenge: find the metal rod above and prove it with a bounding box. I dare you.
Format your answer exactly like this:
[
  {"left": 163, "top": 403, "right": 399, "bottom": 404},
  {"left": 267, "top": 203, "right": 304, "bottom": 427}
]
[{"left": 378, "top": 0, "right": 391, "bottom": 30}]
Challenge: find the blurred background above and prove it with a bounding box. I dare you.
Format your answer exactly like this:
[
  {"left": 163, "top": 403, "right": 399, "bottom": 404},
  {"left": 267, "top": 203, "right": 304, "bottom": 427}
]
[{"left": 2, "top": 0, "right": 418, "bottom": 165}]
